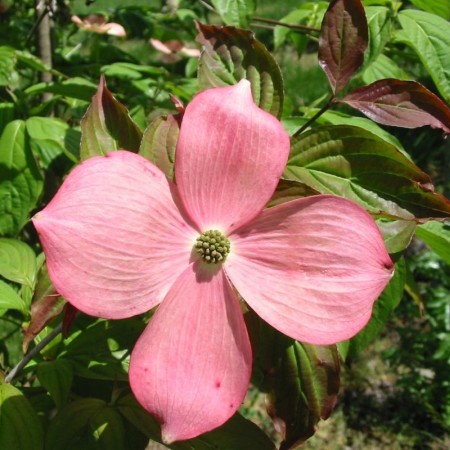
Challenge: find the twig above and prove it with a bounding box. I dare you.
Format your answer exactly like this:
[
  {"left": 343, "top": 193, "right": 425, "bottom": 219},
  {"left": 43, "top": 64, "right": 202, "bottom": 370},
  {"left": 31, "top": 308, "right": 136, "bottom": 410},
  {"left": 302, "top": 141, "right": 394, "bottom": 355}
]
[
  {"left": 292, "top": 96, "right": 335, "bottom": 138},
  {"left": 4, "top": 322, "right": 63, "bottom": 383},
  {"left": 198, "top": 0, "right": 216, "bottom": 12}
]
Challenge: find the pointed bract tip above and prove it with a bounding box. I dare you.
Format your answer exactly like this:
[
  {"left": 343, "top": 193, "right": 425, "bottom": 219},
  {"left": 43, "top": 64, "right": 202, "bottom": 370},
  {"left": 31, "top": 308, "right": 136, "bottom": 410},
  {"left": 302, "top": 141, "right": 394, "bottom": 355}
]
[{"left": 161, "top": 428, "right": 177, "bottom": 445}]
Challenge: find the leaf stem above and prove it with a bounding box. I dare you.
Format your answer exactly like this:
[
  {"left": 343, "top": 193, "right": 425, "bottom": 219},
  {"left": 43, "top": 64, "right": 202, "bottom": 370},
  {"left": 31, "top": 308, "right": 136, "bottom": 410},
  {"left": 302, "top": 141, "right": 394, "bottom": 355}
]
[
  {"left": 4, "top": 322, "right": 63, "bottom": 384},
  {"left": 292, "top": 96, "right": 335, "bottom": 138},
  {"left": 252, "top": 16, "right": 320, "bottom": 33}
]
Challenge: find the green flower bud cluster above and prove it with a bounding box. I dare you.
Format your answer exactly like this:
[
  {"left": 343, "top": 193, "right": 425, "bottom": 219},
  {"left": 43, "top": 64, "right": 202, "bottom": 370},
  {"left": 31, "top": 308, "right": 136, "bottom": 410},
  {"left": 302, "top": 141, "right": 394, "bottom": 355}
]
[{"left": 195, "top": 229, "right": 230, "bottom": 264}]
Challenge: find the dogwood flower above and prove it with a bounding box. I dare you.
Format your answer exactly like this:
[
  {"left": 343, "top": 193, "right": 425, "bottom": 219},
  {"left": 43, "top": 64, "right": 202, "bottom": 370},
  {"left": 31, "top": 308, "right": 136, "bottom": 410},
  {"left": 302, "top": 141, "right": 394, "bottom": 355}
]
[{"left": 32, "top": 80, "right": 393, "bottom": 443}]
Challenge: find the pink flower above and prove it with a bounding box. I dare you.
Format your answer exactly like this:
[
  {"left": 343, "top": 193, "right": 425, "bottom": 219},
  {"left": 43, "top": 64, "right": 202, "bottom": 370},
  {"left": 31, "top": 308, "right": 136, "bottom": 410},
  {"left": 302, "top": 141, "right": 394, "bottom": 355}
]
[
  {"left": 32, "top": 80, "right": 394, "bottom": 443},
  {"left": 71, "top": 15, "right": 126, "bottom": 37}
]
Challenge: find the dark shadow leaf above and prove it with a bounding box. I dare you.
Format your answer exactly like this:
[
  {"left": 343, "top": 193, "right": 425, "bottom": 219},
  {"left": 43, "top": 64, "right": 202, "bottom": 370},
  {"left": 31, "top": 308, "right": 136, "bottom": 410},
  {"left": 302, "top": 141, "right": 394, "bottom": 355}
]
[
  {"left": 339, "top": 78, "right": 450, "bottom": 133},
  {"left": 246, "top": 313, "right": 340, "bottom": 450},
  {"left": 318, "top": 0, "right": 368, "bottom": 94},
  {"left": 196, "top": 21, "right": 283, "bottom": 118},
  {"left": 80, "top": 76, "right": 143, "bottom": 161},
  {"left": 118, "top": 392, "right": 275, "bottom": 450}
]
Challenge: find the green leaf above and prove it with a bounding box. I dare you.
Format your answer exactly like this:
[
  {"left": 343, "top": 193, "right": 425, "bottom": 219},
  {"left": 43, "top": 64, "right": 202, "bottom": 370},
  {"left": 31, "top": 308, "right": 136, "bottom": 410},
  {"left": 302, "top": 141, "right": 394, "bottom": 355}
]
[
  {"left": 0, "top": 280, "right": 27, "bottom": 314},
  {"left": 408, "top": 0, "right": 450, "bottom": 20},
  {"left": 89, "top": 406, "right": 126, "bottom": 450},
  {"left": 267, "top": 179, "right": 320, "bottom": 208},
  {"left": 284, "top": 125, "right": 450, "bottom": 219},
  {"left": 377, "top": 219, "right": 417, "bottom": 254},
  {"left": 318, "top": 0, "right": 368, "bottom": 94},
  {"left": 46, "top": 398, "right": 125, "bottom": 450},
  {"left": 394, "top": 10, "right": 450, "bottom": 102},
  {"left": 0, "top": 120, "right": 44, "bottom": 236},
  {"left": 314, "top": 109, "right": 406, "bottom": 150},
  {"left": 0, "top": 102, "right": 14, "bottom": 136},
  {"left": 117, "top": 392, "right": 276, "bottom": 450},
  {"left": 247, "top": 314, "right": 339, "bottom": 450},
  {"left": 15, "top": 50, "right": 52, "bottom": 73},
  {"left": 26, "top": 117, "right": 79, "bottom": 166},
  {"left": 139, "top": 113, "right": 180, "bottom": 180},
  {"left": 24, "top": 77, "right": 97, "bottom": 102},
  {"left": 196, "top": 21, "right": 284, "bottom": 118},
  {"left": 0, "top": 238, "right": 37, "bottom": 287},
  {"left": 415, "top": 220, "right": 450, "bottom": 265},
  {"left": 80, "top": 76, "right": 143, "bottom": 160},
  {"left": 274, "top": 9, "right": 311, "bottom": 50},
  {"left": 362, "top": 53, "right": 410, "bottom": 85},
  {"left": 101, "top": 62, "right": 167, "bottom": 80},
  {"left": 363, "top": 6, "right": 393, "bottom": 68},
  {"left": 340, "top": 257, "right": 406, "bottom": 360},
  {"left": 37, "top": 359, "right": 73, "bottom": 410},
  {"left": 62, "top": 318, "right": 145, "bottom": 380},
  {"left": 211, "top": 0, "right": 256, "bottom": 27},
  {"left": 0, "top": 46, "right": 16, "bottom": 86},
  {"left": 0, "top": 383, "right": 44, "bottom": 450}
]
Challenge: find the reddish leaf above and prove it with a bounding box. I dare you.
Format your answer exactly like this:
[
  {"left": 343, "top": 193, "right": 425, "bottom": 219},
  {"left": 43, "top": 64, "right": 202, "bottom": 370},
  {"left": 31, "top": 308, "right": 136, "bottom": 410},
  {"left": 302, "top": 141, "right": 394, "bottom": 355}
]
[
  {"left": 196, "top": 21, "right": 284, "bottom": 118},
  {"left": 318, "top": 0, "right": 368, "bottom": 94},
  {"left": 80, "top": 75, "right": 143, "bottom": 160},
  {"left": 22, "top": 263, "right": 65, "bottom": 352},
  {"left": 139, "top": 113, "right": 181, "bottom": 180},
  {"left": 339, "top": 78, "right": 450, "bottom": 133}
]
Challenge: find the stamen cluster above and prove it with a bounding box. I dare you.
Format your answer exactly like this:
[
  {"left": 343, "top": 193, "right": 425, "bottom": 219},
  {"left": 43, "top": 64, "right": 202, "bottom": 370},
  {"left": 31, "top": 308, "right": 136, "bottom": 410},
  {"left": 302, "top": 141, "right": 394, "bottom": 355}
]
[{"left": 195, "top": 229, "right": 230, "bottom": 264}]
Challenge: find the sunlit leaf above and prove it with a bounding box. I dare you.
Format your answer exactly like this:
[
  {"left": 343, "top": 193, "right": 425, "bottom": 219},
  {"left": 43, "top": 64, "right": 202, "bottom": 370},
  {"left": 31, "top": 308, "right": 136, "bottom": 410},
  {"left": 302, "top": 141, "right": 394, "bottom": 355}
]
[
  {"left": 37, "top": 359, "right": 73, "bottom": 410},
  {"left": 339, "top": 258, "right": 406, "bottom": 360},
  {"left": 0, "top": 46, "right": 16, "bottom": 86},
  {"left": 0, "top": 383, "right": 44, "bottom": 450},
  {"left": 211, "top": 0, "right": 256, "bottom": 27},
  {"left": 318, "top": 0, "right": 368, "bottom": 94},
  {"left": 24, "top": 77, "right": 97, "bottom": 102},
  {"left": 284, "top": 125, "right": 450, "bottom": 219},
  {"left": 363, "top": 6, "right": 392, "bottom": 68},
  {"left": 22, "top": 263, "right": 65, "bottom": 353},
  {"left": 415, "top": 220, "right": 450, "bottom": 265},
  {"left": 0, "top": 238, "right": 37, "bottom": 287},
  {"left": 362, "top": 53, "right": 410, "bottom": 85},
  {"left": 394, "top": 9, "right": 450, "bottom": 102},
  {"left": 0, "top": 103, "right": 14, "bottom": 136},
  {"left": 378, "top": 219, "right": 417, "bottom": 254},
  {"left": 80, "top": 76, "right": 143, "bottom": 160},
  {"left": 339, "top": 79, "right": 450, "bottom": 133},
  {"left": 196, "top": 21, "right": 284, "bottom": 117},
  {"left": 0, "top": 280, "right": 27, "bottom": 315},
  {"left": 139, "top": 113, "right": 181, "bottom": 180},
  {"left": 117, "top": 392, "right": 276, "bottom": 450},
  {"left": 408, "top": 0, "right": 450, "bottom": 20},
  {"left": 26, "top": 117, "right": 79, "bottom": 166},
  {"left": 0, "top": 120, "right": 44, "bottom": 236}
]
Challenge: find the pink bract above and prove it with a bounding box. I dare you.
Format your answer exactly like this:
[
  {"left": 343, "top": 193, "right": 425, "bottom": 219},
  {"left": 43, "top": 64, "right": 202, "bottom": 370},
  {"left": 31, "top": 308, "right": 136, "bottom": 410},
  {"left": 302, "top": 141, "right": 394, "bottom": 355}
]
[{"left": 33, "top": 80, "right": 394, "bottom": 443}]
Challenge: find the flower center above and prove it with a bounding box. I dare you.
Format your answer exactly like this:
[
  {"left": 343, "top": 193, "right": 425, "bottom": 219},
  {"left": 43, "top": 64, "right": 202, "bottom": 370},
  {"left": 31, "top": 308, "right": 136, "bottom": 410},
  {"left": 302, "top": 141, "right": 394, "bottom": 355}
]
[{"left": 195, "top": 229, "right": 230, "bottom": 264}]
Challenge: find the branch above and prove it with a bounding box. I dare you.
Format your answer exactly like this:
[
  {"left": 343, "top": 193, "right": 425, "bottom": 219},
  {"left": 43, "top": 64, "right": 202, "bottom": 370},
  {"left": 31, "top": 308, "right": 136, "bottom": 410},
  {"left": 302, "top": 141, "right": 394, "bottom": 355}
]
[{"left": 4, "top": 322, "right": 63, "bottom": 383}]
